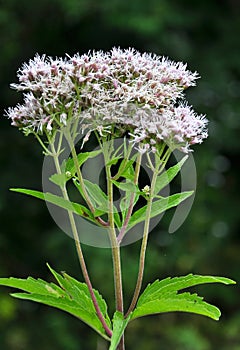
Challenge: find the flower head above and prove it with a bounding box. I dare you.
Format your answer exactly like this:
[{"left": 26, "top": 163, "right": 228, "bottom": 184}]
[{"left": 6, "top": 48, "right": 207, "bottom": 152}]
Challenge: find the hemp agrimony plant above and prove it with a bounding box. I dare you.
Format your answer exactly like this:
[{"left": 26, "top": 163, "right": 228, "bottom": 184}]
[{"left": 1, "top": 48, "right": 235, "bottom": 349}]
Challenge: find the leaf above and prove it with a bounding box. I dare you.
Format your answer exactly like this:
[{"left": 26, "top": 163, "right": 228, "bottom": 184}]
[
  {"left": 109, "top": 311, "right": 131, "bottom": 350},
  {"left": 84, "top": 180, "right": 109, "bottom": 207},
  {"left": 111, "top": 141, "right": 124, "bottom": 160},
  {"left": 73, "top": 179, "right": 109, "bottom": 212},
  {"left": 137, "top": 275, "right": 235, "bottom": 305},
  {"left": 120, "top": 189, "right": 139, "bottom": 223},
  {"left": 111, "top": 178, "right": 139, "bottom": 225},
  {"left": 111, "top": 179, "right": 138, "bottom": 193},
  {"left": 49, "top": 150, "right": 102, "bottom": 187},
  {"left": 0, "top": 265, "right": 112, "bottom": 340},
  {"left": 127, "top": 191, "right": 193, "bottom": 231},
  {"left": 131, "top": 275, "right": 236, "bottom": 321},
  {"left": 118, "top": 159, "right": 135, "bottom": 181},
  {"left": 107, "top": 157, "right": 121, "bottom": 166},
  {"left": 132, "top": 294, "right": 220, "bottom": 320},
  {"left": 65, "top": 150, "right": 102, "bottom": 179},
  {"left": 10, "top": 188, "right": 95, "bottom": 223},
  {"left": 47, "top": 264, "right": 111, "bottom": 327},
  {"left": 113, "top": 158, "right": 136, "bottom": 181},
  {"left": 73, "top": 180, "right": 121, "bottom": 227},
  {"left": 154, "top": 155, "right": 188, "bottom": 195},
  {"left": 50, "top": 173, "right": 68, "bottom": 187}
]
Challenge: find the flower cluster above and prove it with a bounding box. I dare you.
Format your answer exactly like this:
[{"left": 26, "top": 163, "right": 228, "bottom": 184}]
[{"left": 6, "top": 48, "right": 207, "bottom": 152}]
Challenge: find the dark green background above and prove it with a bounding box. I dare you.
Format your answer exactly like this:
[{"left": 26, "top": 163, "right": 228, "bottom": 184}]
[{"left": 0, "top": 0, "right": 239, "bottom": 349}]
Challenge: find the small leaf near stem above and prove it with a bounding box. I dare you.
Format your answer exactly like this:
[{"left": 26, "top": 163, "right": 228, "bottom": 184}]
[
  {"left": 125, "top": 146, "right": 172, "bottom": 317},
  {"left": 110, "top": 311, "right": 131, "bottom": 350},
  {"left": 112, "top": 143, "right": 132, "bottom": 181}
]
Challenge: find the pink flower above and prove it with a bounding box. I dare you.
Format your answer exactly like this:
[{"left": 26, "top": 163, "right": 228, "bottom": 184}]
[{"left": 6, "top": 48, "right": 207, "bottom": 152}]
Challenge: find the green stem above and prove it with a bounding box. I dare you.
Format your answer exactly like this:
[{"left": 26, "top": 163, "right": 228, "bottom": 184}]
[
  {"left": 125, "top": 148, "right": 171, "bottom": 317},
  {"left": 49, "top": 140, "right": 112, "bottom": 338},
  {"left": 103, "top": 141, "right": 125, "bottom": 350},
  {"left": 34, "top": 133, "right": 53, "bottom": 155},
  {"left": 66, "top": 132, "right": 109, "bottom": 227},
  {"left": 125, "top": 163, "right": 158, "bottom": 317},
  {"left": 105, "top": 165, "right": 124, "bottom": 314},
  {"left": 112, "top": 141, "right": 132, "bottom": 181},
  {"left": 117, "top": 153, "right": 142, "bottom": 244}
]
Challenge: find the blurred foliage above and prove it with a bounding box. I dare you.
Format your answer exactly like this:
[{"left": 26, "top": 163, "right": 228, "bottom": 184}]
[{"left": 0, "top": 0, "right": 239, "bottom": 349}]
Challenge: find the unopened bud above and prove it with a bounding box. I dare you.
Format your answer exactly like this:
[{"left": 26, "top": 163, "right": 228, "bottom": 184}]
[
  {"left": 65, "top": 171, "right": 72, "bottom": 178},
  {"left": 142, "top": 185, "right": 150, "bottom": 195}
]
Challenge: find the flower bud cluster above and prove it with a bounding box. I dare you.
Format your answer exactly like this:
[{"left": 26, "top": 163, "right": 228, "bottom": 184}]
[{"left": 6, "top": 48, "right": 207, "bottom": 152}]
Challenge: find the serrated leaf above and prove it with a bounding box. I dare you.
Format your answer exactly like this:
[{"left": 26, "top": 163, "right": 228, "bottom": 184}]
[
  {"left": 109, "top": 311, "right": 131, "bottom": 350},
  {"left": 131, "top": 275, "right": 236, "bottom": 321},
  {"left": 10, "top": 188, "right": 95, "bottom": 222},
  {"left": 127, "top": 191, "right": 193, "bottom": 231},
  {"left": 0, "top": 276, "right": 66, "bottom": 297},
  {"left": 132, "top": 293, "right": 222, "bottom": 320},
  {"left": 154, "top": 156, "right": 188, "bottom": 195},
  {"left": 0, "top": 265, "right": 112, "bottom": 340},
  {"left": 137, "top": 275, "right": 235, "bottom": 305},
  {"left": 49, "top": 266, "right": 111, "bottom": 327}
]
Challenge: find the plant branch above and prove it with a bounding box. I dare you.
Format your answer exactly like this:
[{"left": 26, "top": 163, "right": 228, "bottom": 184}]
[
  {"left": 66, "top": 130, "right": 109, "bottom": 227},
  {"left": 117, "top": 153, "right": 142, "bottom": 244},
  {"left": 49, "top": 139, "right": 112, "bottom": 338},
  {"left": 125, "top": 148, "right": 171, "bottom": 317},
  {"left": 34, "top": 133, "right": 53, "bottom": 156}
]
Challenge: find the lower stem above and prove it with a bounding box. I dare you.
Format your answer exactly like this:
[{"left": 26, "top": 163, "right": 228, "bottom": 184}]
[
  {"left": 111, "top": 245, "right": 124, "bottom": 313},
  {"left": 105, "top": 163, "right": 125, "bottom": 350},
  {"left": 118, "top": 337, "right": 125, "bottom": 350}
]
